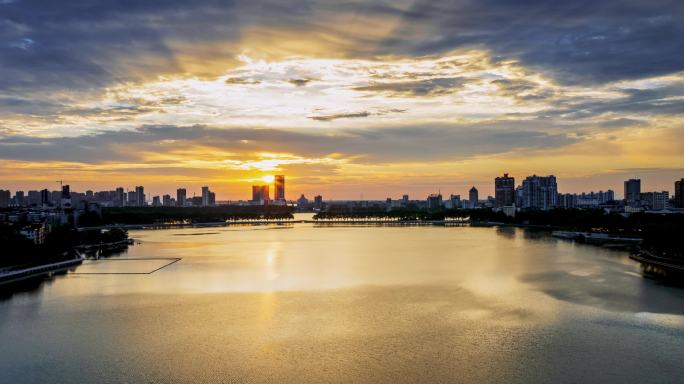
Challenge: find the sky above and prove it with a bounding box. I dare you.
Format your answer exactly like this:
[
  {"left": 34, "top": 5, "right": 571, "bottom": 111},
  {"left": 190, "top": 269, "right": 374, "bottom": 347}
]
[{"left": 1, "top": 0, "right": 683, "bottom": 200}]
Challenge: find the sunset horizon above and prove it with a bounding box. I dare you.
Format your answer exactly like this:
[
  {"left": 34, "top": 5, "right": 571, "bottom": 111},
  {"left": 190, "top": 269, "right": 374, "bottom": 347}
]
[
  {"left": 2, "top": 1, "right": 683, "bottom": 199},
  {"left": 2, "top": 2, "right": 684, "bottom": 383}
]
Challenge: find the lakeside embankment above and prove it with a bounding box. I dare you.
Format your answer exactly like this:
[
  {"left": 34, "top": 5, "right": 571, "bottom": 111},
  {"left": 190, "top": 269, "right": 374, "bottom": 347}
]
[
  {"left": 0, "top": 256, "right": 83, "bottom": 285},
  {"left": 0, "top": 227, "right": 131, "bottom": 285}
]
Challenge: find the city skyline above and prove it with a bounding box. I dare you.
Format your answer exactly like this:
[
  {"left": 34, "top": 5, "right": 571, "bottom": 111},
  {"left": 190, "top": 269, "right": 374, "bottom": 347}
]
[
  {"left": 1, "top": 1, "right": 683, "bottom": 198},
  {"left": 2, "top": 173, "right": 680, "bottom": 206}
]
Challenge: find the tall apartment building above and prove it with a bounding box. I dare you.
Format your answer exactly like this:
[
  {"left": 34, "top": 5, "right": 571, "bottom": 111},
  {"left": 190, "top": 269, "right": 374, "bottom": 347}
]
[
  {"left": 468, "top": 186, "right": 479, "bottom": 208},
  {"left": 176, "top": 188, "right": 187, "bottom": 207},
  {"left": 675, "top": 179, "right": 684, "bottom": 208},
  {"left": 135, "top": 186, "right": 145, "bottom": 207},
  {"left": 274, "top": 175, "right": 285, "bottom": 201},
  {"left": 201, "top": 186, "right": 210, "bottom": 207},
  {"left": 521, "top": 175, "right": 558, "bottom": 210},
  {"left": 624, "top": 179, "right": 641, "bottom": 205},
  {"left": 494, "top": 173, "right": 515, "bottom": 207}
]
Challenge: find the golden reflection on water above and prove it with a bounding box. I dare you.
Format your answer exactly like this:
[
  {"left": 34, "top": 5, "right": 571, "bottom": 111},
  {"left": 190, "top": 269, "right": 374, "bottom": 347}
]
[{"left": 2, "top": 224, "right": 684, "bottom": 383}]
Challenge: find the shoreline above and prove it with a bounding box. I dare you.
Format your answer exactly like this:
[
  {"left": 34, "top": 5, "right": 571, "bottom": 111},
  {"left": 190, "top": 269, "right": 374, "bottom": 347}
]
[
  {"left": 0, "top": 256, "right": 84, "bottom": 285},
  {"left": 77, "top": 219, "right": 471, "bottom": 230}
]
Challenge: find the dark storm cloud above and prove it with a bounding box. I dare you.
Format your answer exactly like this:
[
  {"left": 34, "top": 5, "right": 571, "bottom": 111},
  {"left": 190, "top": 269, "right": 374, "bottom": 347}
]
[
  {"left": 0, "top": 0, "right": 320, "bottom": 93},
  {"left": 2, "top": 0, "right": 682, "bottom": 98},
  {"left": 376, "top": 0, "right": 684, "bottom": 84},
  {"left": 0, "top": 124, "right": 577, "bottom": 163}
]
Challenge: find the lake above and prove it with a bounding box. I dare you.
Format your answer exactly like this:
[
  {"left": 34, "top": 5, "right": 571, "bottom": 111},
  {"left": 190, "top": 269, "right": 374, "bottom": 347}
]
[{"left": 1, "top": 221, "right": 683, "bottom": 383}]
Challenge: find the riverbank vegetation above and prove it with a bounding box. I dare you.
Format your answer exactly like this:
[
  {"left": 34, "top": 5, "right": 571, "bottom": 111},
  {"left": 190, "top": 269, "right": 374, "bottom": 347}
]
[
  {"left": 0, "top": 225, "right": 128, "bottom": 269},
  {"left": 80, "top": 206, "right": 295, "bottom": 226}
]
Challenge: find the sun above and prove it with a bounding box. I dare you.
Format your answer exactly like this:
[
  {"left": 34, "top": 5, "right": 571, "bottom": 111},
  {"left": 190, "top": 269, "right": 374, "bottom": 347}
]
[{"left": 262, "top": 175, "right": 275, "bottom": 183}]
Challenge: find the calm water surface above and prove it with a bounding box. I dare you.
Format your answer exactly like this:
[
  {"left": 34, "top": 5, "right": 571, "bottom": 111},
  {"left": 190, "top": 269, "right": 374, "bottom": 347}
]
[{"left": 2, "top": 221, "right": 684, "bottom": 383}]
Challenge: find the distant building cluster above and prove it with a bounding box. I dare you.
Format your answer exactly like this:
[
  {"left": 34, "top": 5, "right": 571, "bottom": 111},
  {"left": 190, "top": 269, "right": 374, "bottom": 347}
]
[
  {"left": 370, "top": 174, "right": 684, "bottom": 217},
  {"left": 0, "top": 184, "right": 221, "bottom": 210}
]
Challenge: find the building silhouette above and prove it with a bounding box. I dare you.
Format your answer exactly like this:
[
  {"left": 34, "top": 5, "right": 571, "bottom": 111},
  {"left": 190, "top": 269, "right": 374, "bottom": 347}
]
[
  {"left": 201, "top": 186, "right": 210, "bottom": 206},
  {"left": 176, "top": 188, "right": 187, "bottom": 207},
  {"left": 427, "top": 193, "right": 443, "bottom": 210},
  {"left": 494, "top": 173, "right": 515, "bottom": 208},
  {"left": 252, "top": 185, "right": 270, "bottom": 203},
  {"left": 274, "top": 175, "right": 285, "bottom": 201},
  {"left": 521, "top": 175, "right": 558, "bottom": 210},
  {"left": 115, "top": 187, "right": 125, "bottom": 207},
  {"left": 469, "top": 186, "right": 479, "bottom": 208},
  {"left": 675, "top": 178, "right": 684, "bottom": 208},
  {"left": 314, "top": 195, "right": 323, "bottom": 209},
  {"left": 640, "top": 191, "right": 669, "bottom": 211},
  {"left": 624, "top": 179, "right": 641, "bottom": 206},
  {"left": 0, "top": 189, "right": 9, "bottom": 208},
  {"left": 133, "top": 186, "right": 145, "bottom": 207}
]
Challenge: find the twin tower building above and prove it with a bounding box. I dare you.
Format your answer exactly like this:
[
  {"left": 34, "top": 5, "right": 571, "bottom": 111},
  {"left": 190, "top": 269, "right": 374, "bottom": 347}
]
[{"left": 252, "top": 175, "right": 285, "bottom": 205}]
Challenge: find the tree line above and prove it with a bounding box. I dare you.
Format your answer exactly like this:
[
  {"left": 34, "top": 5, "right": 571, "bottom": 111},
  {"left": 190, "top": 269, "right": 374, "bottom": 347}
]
[
  {"left": 0, "top": 225, "right": 128, "bottom": 268},
  {"left": 79, "top": 205, "right": 295, "bottom": 226}
]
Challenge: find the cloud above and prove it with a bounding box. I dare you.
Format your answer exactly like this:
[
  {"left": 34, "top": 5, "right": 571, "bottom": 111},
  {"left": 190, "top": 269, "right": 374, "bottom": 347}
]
[
  {"left": 308, "top": 111, "right": 371, "bottom": 121},
  {"left": 375, "top": 0, "right": 684, "bottom": 84},
  {"left": 308, "top": 108, "right": 406, "bottom": 121},
  {"left": 225, "top": 77, "right": 261, "bottom": 85},
  {"left": 288, "top": 78, "right": 313, "bottom": 87},
  {"left": 353, "top": 77, "right": 466, "bottom": 97},
  {"left": 491, "top": 78, "right": 556, "bottom": 101},
  {"left": 0, "top": 123, "right": 578, "bottom": 165},
  {"left": 1, "top": 0, "right": 681, "bottom": 98}
]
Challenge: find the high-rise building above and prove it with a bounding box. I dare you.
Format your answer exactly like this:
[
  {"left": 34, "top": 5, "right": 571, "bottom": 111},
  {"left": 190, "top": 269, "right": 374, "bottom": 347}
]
[
  {"left": 152, "top": 196, "right": 161, "bottom": 207},
  {"left": 208, "top": 191, "right": 216, "bottom": 206},
  {"left": 314, "top": 195, "right": 323, "bottom": 209},
  {"left": 521, "top": 175, "right": 558, "bottom": 210},
  {"left": 494, "top": 173, "right": 515, "bottom": 208},
  {"left": 27, "top": 190, "right": 40, "bottom": 206},
  {"left": 297, "top": 194, "right": 309, "bottom": 208},
  {"left": 427, "top": 194, "right": 443, "bottom": 210},
  {"left": 201, "top": 186, "right": 210, "bottom": 206},
  {"left": 162, "top": 194, "right": 172, "bottom": 206},
  {"left": 252, "top": 185, "right": 270, "bottom": 203},
  {"left": 0, "top": 190, "right": 10, "bottom": 208},
  {"left": 61, "top": 185, "right": 72, "bottom": 208},
  {"left": 127, "top": 191, "right": 137, "bottom": 206},
  {"left": 449, "top": 194, "right": 461, "bottom": 209},
  {"left": 469, "top": 186, "right": 479, "bottom": 208},
  {"left": 40, "top": 189, "right": 50, "bottom": 206},
  {"left": 135, "top": 186, "right": 145, "bottom": 207},
  {"left": 14, "top": 191, "right": 25, "bottom": 206},
  {"left": 624, "top": 179, "right": 641, "bottom": 205},
  {"left": 640, "top": 191, "right": 669, "bottom": 211},
  {"left": 176, "top": 188, "right": 187, "bottom": 207},
  {"left": 115, "top": 187, "right": 125, "bottom": 207},
  {"left": 61, "top": 185, "right": 71, "bottom": 199},
  {"left": 274, "top": 175, "right": 285, "bottom": 201},
  {"left": 675, "top": 179, "right": 684, "bottom": 208}
]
